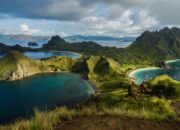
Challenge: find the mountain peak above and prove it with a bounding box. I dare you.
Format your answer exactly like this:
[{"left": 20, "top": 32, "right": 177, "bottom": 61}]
[
  {"left": 49, "top": 35, "right": 66, "bottom": 43},
  {"left": 127, "top": 27, "right": 180, "bottom": 60}
]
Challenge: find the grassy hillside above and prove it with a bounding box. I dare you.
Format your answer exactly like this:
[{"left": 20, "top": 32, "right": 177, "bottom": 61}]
[
  {"left": 71, "top": 55, "right": 125, "bottom": 84},
  {"left": 0, "top": 51, "right": 40, "bottom": 80},
  {"left": 147, "top": 75, "right": 180, "bottom": 99},
  {"left": 0, "top": 51, "right": 75, "bottom": 80}
]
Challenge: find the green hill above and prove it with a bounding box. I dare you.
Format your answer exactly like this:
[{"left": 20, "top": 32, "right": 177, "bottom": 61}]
[
  {"left": 71, "top": 55, "right": 123, "bottom": 82},
  {"left": 0, "top": 51, "right": 75, "bottom": 81},
  {"left": 147, "top": 75, "right": 180, "bottom": 98},
  {"left": 124, "top": 27, "right": 180, "bottom": 62},
  {"left": 0, "top": 51, "right": 123, "bottom": 81},
  {"left": 0, "top": 51, "right": 40, "bottom": 80}
]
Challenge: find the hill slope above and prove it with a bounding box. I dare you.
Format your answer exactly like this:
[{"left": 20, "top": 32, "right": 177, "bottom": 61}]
[
  {"left": 125, "top": 27, "right": 180, "bottom": 60},
  {"left": 71, "top": 55, "right": 123, "bottom": 81},
  {"left": 0, "top": 51, "right": 40, "bottom": 80}
]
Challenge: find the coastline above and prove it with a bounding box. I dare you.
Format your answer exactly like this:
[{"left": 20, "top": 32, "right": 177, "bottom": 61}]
[
  {"left": 87, "top": 80, "right": 100, "bottom": 94},
  {"left": 165, "top": 59, "right": 180, "bottom": 63},
  {"left": 128, "top": 67, "right": 161, "bottom": 79}
]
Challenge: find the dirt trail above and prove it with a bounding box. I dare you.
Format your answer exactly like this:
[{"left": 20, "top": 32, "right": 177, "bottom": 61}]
[{"left": 55, "top": 116, "right": 180, "bottom": 130}]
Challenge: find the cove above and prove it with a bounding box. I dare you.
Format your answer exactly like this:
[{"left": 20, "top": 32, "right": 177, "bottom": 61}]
[
  {"left": 130, "top": 68, "right": 180, "bottom": 84},
  {"left": 0, "top": 73, "right": 94, "bottom": 123},
  {"left": 166, "top": 59, "right": 180, "bottom": 68},
  {"left": 0, "top": 51, "right": 81, "bottom": 59}
]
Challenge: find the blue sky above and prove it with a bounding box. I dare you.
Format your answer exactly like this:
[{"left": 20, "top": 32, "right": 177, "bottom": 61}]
[{"left": 0, "top": 0, "right": 179, "bottom": 37}]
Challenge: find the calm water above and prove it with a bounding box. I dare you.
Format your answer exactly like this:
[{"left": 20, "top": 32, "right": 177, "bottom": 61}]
[
  {"left": 131, "top": 68, "right": 180, "bottom": 84},
  {"left": 23, "top": 51, "right": 81, "bottom": 59},
  {"left": 0, "top": 39, "right": 47, "bottom": 48},
  {"left": 0, "top": 51, "right": 81, "bottom": 59},
  {"left": 66, "top": 39, "right": 132, "bottom": 48},
  {"left": 0, "top": 73, "right": 94, "bottom": 123},
  {"left": 0, "top": 37, "right": 133, "bottom": 48},
  {"left": 166, "top": 59, "right": 180, "bottom": 68}
]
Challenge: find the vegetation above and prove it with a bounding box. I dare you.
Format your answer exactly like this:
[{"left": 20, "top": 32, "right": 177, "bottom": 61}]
[
  {"left": 147, "top": 75, "right": 180, "bottom": 99},
  {"left": 0, "top": 51, "right": 40, "bottom": 80}
]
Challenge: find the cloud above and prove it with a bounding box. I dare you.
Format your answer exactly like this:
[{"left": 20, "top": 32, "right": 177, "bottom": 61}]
[
  {"left": 0, "top": 0, "right": 179, "bottom": 24},
  {"left": 19, "top": 23, "right": 41, "bottom": 35},
  {"left": 0, "top": 0, "right": 179, "bottom": 36},
  {"left": 80, "top": 0, "right": 180, "bottom": 25},
  {"left": 80, "top": 9, "right": 159, "bottom": 36},
  {"left": 0, "top": 21, "right": 68, "bottom": 36},
  {"left": 0, "top": 0, "right": 94, "bottom": 21}
]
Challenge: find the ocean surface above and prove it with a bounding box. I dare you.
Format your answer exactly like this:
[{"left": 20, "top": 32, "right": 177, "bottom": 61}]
[
  {"left": 0, "top": 37, "right": 133, "bottom": 48},
  {"left": 0, "top": 51, "right": 81, "bottom": 59},
  {"left": 0, "top": 73, "right": 94, "bottom": 123},
  {"left": 166, "top": 59, "right": 180, "bottom": 68}
]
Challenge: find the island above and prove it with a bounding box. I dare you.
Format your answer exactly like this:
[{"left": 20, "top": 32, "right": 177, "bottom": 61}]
[{"left": 28, "top": 42, "right": 38, "bottom": 46}]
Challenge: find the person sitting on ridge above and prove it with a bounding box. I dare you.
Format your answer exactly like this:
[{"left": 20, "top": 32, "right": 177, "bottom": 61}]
[{"left": 139, "top": 81, "right": 146, "bottom": 93}]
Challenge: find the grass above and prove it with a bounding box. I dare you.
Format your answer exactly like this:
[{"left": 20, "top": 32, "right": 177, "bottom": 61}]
[{"left": 0, "top": 97, "right": 177, "bottom": 130}]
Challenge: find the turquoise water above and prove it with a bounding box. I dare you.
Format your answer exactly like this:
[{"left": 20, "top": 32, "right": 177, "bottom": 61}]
[
  {"left": 0, "top": 51, "right": 81, "bottom": 59},
  {"left": 131, "top": 68, "right": 180, "bottom": 84},
  {"left": 0, "top": 73, "right": 94, "bottom": 123},
  {"left": 166, "top": 59, "right": 180, "bottom": 68}
]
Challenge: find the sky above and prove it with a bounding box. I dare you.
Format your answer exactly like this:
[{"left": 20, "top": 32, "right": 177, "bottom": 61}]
[{"left": 0, "top": 0, "right": 179, "bottom": 37}]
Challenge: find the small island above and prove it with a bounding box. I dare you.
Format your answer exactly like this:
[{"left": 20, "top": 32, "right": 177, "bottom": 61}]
[{"left": 28, "top": 42, "right": 38, "bottom": 46}]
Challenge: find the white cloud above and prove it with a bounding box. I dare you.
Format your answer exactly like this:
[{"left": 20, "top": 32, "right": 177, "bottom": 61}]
[
  {"left": 80, "top": 9, "right": 159, "bottom": 36},
  {"left": 0, "top": 22, "right": 68, "bottom": 36},
  {"left": 19, "top": 23, "right": 41, "bottom": 35},
  {"left": 138, "top": 10, "right": 159, "bottom": 28}
]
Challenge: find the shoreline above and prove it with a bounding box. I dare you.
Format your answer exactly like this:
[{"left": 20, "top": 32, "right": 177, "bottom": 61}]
[
  {"left": 165, "top": 59, "right": 180, "bottom": 63},
  {"left": 87, "top": 80, "right": 100, "bottom": 94},
  {"left": 128, "top": 67, "right": 160, "bottom": 79}
]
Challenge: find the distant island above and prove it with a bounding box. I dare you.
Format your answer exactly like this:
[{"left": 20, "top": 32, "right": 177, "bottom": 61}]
[{"left": 28, "top": 42, "right": 38, "bottom": 46}]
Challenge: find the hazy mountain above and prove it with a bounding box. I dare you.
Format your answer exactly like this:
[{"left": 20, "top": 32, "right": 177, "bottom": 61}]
[{"left": 0, "top": 34, "right": 49, "bottom": 41}]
